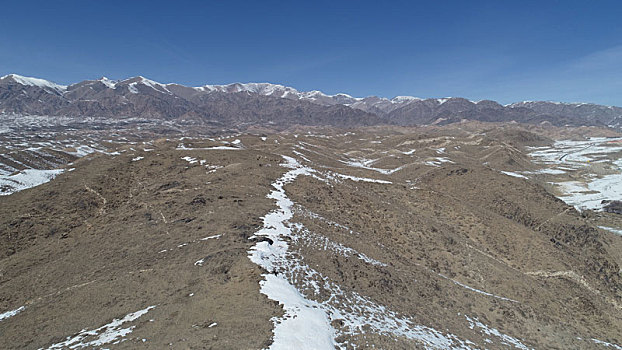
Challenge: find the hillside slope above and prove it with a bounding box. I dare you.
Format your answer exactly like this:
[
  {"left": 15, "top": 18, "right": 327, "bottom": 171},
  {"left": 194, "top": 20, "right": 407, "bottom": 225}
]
[{"left": 1, "top": 129, "right": 621, "bottom": 349}]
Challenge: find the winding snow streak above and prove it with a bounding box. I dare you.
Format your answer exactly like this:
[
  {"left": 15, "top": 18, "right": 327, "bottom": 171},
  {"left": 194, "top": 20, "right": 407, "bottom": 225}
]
[
  {"left": 341, "top": 158, "right": 406, "bottom": 175},
  {"left": 335, "top": 173, "right": 392, "bottom": 184},
  {"left": 294, "top": 206, "right": 360, "bottom": 235},
  {"left": 425, "top": 157, "right": 455, "bottom": 167},
  {"left": 320, "top": 170, "right": 392, "bottom": 184},
  {"left": 592, "top": 338, "right": 622, "bottom": 349},
  {"left": 438, "top": 274, "right": 518, "bottom": 303},
  {"left": 598, "top": 226, "right": 622, "bottom": 236},
  {"left": 200, "top": 234, "right": 222, "bottom": 241},
  {"left": 43, "top": 306, "right": 156, "bottom": 349},
  {"left": 248, "top": 156, "right": 490, "bottom": 349},
  {"left": 465, "top": 316, "right": 531, "bottom": 350},
  {"left": 0, "top": 306, "right": 25, "bottom": 321},
  {"left": 292, "top": 150, "right": 311, "bottom": 163},
  {"left": 295, "top": 226, "right": 386, "bottom": 267},
  {"left": 161, "top": 234, "right": 222, "bottom": 255},
  {"left": 500, "top": 171, "right": 528, "bottom": 179},
  {"left": 177, "top": 143, "right": 241, "bottom": 151}
]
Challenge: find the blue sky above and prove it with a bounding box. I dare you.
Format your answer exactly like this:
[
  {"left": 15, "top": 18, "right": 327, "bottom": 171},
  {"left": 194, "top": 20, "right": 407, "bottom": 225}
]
[{"left": 1, "top": 1, "right": 621, "bottom": 105}]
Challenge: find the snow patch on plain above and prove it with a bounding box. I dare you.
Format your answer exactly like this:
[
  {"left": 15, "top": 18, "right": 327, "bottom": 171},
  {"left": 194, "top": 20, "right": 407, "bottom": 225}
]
[
  {"left": 556, "top": 177, "right": 622, "bottom": 211},
  {"left": 181, "top": 156, "right": 198, "bottom": 164},
  {"left": 0, "top": 168, "right": 64, "bottom": 195},
  {"left": 465, "top": 315, "right": 531, "bottom": 350},
  {"left": 529, "top": 137, "right": 622, "bottom": 211}
]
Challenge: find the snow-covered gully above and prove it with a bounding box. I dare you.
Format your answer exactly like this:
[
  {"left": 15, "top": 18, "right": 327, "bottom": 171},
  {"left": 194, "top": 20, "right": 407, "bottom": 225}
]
[
  {"left": 248, "top": 156, "right": 337, "bottom": 349},
  {"left": 248, "top": 155, "right": 532, "bottom": 349}
]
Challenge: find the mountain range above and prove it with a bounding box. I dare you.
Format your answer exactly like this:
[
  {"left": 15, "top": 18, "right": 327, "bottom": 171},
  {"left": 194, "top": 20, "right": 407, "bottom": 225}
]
[{"left": 1, "top": 74, "right": 621, "bottom": 130}]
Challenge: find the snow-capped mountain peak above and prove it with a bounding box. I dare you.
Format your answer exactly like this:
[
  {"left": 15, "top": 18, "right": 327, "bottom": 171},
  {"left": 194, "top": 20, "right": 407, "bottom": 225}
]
[
  {"left": 98, "top": 77, "right": 117, "bottom": 89},
  {"left": 0, "top": 74, "right": 67, "bottom": 92},
  {"left": 391, "top": 96, "right": 422, "bottom": 103},
  {"left": 116, "top": 76, "right": 172, "bottom": 94},
  {"left": 505, "top": 100, "right": 607, "bottom": 108},
  {"left": 197, "top": 82, "right": 300, "bottom": 97},
  {"left": 193, "top": 82, "right": 366, "bottom": 105}
]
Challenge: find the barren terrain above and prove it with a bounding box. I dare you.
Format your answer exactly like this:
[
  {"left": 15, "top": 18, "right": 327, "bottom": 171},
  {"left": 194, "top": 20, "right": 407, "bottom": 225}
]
[{"left": 1, "top": 123, "right": 621, "bottom": 349}]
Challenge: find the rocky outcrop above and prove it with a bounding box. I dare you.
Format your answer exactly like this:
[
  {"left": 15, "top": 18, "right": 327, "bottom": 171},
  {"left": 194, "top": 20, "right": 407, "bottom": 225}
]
[{"left": 602, "top": 200, "right": 622, "bottom": 214}]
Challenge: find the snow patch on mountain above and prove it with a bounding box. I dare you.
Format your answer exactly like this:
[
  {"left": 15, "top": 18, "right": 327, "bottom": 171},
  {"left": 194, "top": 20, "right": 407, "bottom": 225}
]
[
  {"left": 195, "top": 82, "right": 364, "bottom": 104},
  {"left": 120, "top": 76, "right": 172, "bottom": 95},
  {"left": 136, "top": 76, "right": 172, "bottom": 94}
]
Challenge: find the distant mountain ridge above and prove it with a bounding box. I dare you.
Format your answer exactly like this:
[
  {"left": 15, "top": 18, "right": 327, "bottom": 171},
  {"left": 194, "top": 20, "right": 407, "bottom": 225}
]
[{"left": 1, "top": 74, "right": 621, "bottom": 130}]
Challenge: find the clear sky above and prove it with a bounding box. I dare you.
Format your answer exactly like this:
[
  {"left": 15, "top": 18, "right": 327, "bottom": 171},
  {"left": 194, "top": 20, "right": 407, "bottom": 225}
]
[{"left": 1, "top": 0, "right": 621, "bottom": 105}]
